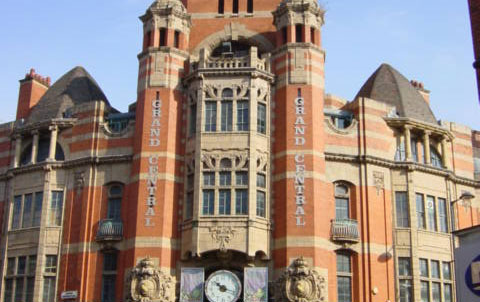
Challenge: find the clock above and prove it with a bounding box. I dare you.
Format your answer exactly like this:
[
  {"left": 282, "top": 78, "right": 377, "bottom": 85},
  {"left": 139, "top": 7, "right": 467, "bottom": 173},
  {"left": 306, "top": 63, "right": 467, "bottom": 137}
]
[{"left": 205, "top": 270, "right": 242, "bottom": 302}]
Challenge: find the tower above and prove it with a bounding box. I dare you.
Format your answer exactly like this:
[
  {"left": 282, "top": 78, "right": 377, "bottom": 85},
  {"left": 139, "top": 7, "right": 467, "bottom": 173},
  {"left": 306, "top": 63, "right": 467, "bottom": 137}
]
[
  {"left": 128, "top": 0, "right": 191, "bottom": 277},
  {"left": 271, "top": 0, "right": 328, "bottom": 289}
]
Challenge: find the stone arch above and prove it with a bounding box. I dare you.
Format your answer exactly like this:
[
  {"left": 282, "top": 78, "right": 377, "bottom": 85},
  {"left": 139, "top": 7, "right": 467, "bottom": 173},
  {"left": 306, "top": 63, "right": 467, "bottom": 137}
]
[{"left": 191, "top": 22, "right": 275, "bottom": 58}]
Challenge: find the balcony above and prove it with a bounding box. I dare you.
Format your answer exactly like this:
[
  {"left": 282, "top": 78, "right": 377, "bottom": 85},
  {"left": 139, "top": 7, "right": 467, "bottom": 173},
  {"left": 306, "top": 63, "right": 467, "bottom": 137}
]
[
  {"left": 331, "top": 219, "right": 360, "bottom": 243},
  {"left": 96, "top": 219, "right": 123, "bottom": 242}
]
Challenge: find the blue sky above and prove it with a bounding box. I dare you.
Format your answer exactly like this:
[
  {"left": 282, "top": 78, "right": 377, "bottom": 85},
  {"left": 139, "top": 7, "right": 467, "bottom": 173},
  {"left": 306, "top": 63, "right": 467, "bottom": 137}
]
[{"left": 0, "top": 0, "right": 478, "bottom": 129}]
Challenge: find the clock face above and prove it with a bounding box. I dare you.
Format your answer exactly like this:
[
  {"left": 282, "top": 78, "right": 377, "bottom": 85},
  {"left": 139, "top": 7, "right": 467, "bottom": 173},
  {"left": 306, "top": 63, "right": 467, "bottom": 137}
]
[{"left": 205, "top": 270, "right": 242, "bottom": 302}]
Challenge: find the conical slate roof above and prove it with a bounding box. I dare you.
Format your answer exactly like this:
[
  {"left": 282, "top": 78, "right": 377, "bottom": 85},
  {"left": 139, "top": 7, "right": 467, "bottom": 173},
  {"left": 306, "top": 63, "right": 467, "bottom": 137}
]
[
  {"left": 355, "top": 64, "right": 437, "bottom": 124},
  {"left": 27, "top": 66, "right": 109, "bottom": 124}
]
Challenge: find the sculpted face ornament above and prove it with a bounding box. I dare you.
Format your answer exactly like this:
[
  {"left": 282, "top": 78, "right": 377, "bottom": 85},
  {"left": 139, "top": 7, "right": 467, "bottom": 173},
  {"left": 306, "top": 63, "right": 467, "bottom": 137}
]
[
  {"left": 127, "top": 258, "right": 175, "bottom": 302},
  {"left": 275, "top": 257, "right": 326, "bottom": 302}
]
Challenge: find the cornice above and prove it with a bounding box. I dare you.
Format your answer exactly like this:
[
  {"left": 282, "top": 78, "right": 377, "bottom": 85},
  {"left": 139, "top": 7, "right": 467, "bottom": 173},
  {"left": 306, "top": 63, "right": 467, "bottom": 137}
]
[
  {"left": 384, "top": 117, "right": 454, "bottom": 140},
  {"left": 12, "top": 118, "right": 77, "bottom": 136}
]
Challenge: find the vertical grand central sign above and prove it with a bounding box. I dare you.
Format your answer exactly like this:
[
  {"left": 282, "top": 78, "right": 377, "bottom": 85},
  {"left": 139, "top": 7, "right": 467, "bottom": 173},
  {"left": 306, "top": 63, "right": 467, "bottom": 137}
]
[
  {"left": 145, "top": 98, "right": 162, "bottom": 227},
  {"left": 294, "top": 97, "right": 306, "bottom": 227}
]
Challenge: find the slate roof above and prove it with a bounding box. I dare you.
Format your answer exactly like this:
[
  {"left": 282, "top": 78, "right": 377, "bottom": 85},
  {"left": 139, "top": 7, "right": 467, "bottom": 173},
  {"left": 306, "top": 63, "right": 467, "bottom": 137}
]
[
  {"left": 355, "top": 64, "right": 437, "bottom": 124},
  {"left": 27, "top": 66, "right": 109, "bottom": 124}
]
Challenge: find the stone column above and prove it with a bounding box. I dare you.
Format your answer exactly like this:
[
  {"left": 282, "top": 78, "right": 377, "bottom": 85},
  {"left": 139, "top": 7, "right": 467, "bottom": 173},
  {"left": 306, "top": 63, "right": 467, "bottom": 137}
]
[
  {"left": 47, "top": 125, "right": 58, "bottom": 161},
  {"left": 31, "top": 130, "right": 39, "bottom": 164},
  {"left": 405, "top": 126, "right": 412, "bottom": 161},
  {"left": 423, "top": 131, "right": 431, "bottom": 165},
  {"left": 13, "top": 134, "right": 22, "bottom": 168}
]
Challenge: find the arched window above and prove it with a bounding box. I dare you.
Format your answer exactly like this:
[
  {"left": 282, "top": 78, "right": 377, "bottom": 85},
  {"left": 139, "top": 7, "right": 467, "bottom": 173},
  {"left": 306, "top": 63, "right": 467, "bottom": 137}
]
[
  {"left": 218, "top": 0, "right": 224, "bottom": 14},
  {"left": 220, "top": 158, "right": 232, "bottom": 169},
  {"left": 336, "top": 251, "right": 353, "bottom": 302},
  {"left": 430, "top": 146, "right": 442, "bottom": 168},
  {"left": 335, "top": 184, "right": 350, "bottom": 220},
  {"left": 107, "top": 184, "right": 123, "bottom": 221},
  {"left": 222, "top": 88, "right": 234, "bottom": 98},
  {"left": 20, "top": 139, "right": 65, "bottom": 166},
  {"left": 247, "top": 0, "right": 254, "bottom": 13}
]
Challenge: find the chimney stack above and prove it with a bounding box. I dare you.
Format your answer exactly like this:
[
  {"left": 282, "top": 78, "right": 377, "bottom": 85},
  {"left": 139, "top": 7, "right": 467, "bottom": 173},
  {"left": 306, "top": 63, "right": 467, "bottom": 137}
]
[
  {"left": 16, "top": 68, "right": 50, "bottom": 120},
  {"left": 410, "top": 80, "right": 430, "bottom": 105}
]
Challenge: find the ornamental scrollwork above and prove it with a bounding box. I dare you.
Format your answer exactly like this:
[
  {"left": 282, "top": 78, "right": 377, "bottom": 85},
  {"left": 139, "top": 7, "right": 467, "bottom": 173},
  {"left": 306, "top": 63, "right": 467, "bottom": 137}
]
[
  {"left": 126, "top": 258, "right": 175, "bottom": 302},
  {"left": 210, "top": 226, "right": 235, "bottom": 252},
  {"left": 275, "top": 257, "right": 326, "bottom": 302}
]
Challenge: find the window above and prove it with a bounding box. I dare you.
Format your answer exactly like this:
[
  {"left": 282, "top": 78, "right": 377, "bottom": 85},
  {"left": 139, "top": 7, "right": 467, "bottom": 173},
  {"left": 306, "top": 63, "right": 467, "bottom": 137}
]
[
  {"left": 310, "top": 28, "right": 316, "bottom": 44},
  {"left": 256, "top": 191, "right": 266, "bottom": 217},
  {"left": 411, "top": 139, "right": 418, "bottom": 162},
  {"left": 257, "top": 103, "right": 266, "bottom": 134},
  {"left": 421, "top": 281, "right": 430, "bottom": 302},
  {"left": 432, "top": 283, "right": 441, "bottom": 302},
  {"left": 203, "top": 190, "right": 214, "bottom": 215},
  {"left": 218, "top": 0, "right": 224, "bottom": 14},
  {"left": 295, "top": 24, "right": 303, "bottom": 43},
  {"left": 236, "top": 189, "right": 248, "bottom": 215},
  {"left": 232, "top": 0, "right": 239, "bottom": 14},
  {"left": 189, "top": 104, "right": 197, "bottom": 136},
  {"left": 43, "top": 277, "right": 56, "bottom": 302},
  {"left": 49, "top": 191, "right": 64, "bottom": 226},
  {"left": 443, "top": 262, "right": 451, "bottom": 280},
  {"left": 398, "top": 258, "right": 411, "bottom": 277},
  {"left": 282, "top": 27, "right": 288, "bottom": 44},
  {"left": 45, "top": 255, "right": 57, "bottom": 274},
  {"left": 219, "top": 190, "right": 231, "bottom": 215},
  {"left": 21, "top": 194, "right": 33, "bottom": 228},
  {"left": 237, "top": 101, "right": 249, "bottom": 131},
  {"left": 336, "top": 252, "right": 352, "bottom": 302},
  {"left": 438, "top": 198, "right": 448, "bottom": 232},
  {"left": 159, "top": 28, "right": 167, "bottom": 47},
  {"left": 399, "top": 280, "right": 412, "bottom": 302},
  {"left": 431, "top": 146, "right": 442, "bottom": 168},
  {"left": 444, "top": 284, "right": 452, "bottom": 302},
  {"left": 185, "top": 192, "right": 193, "bottom": 220},
  {"left": 204, "top": 172, "right": 215, "bottom": 186},
  {"left": 220, "top": 172, "right": 231, "bottom": 186},
  {"left": 5, "top": 256, "right": 36, "bottom": 302},
  {"left": 430, "top": 260, "right": 440, "bottom": 279},
  {"left": 416, "top": 193, "right": 426, "bottom": 229},
  {"left": 11, "top": 196, "right": 22, "bottom": 230},
  {"left": 247, "top": 0, "right": 253, "bottom": 13},
  {"left": 33, "top": 192, "right": 43, "bottom": 227},
  {"left": 395, "top": 139, "right": 406, "bottom": 161},
  {"left": 427, "top": 196, "right": 437, "bottom": 231},
  {"left": 395, "top": 192, "right": 409, "bottom": 227},
  {"left": 221, "top": 101, "right": 233, "bottom": 131},
  {"left": 144, "top": 30, "right": 152, "bottom": 49},
  {"left": 102, "top": 253, "right": 117, "bottom": 302},
  {"left": 205, "top": 102, "right": 217, "bottom": 132},
  {"left": 107, "top": 185, "right": 123, "bottom": 221},
  {"left": 335, "top": 185, "right": 350, "bottom": 220},
  {"left": 236, "top": 172, "right": 248, "bottom": 186},
  {"left": 174, "top": 31, "right": 180, "bottom": 48},
  {"left": 257, "top": 174, "right": 266, "bottom": 188},
  {"left": 420, "top": 259, "right": 429, "bottom": 277}
]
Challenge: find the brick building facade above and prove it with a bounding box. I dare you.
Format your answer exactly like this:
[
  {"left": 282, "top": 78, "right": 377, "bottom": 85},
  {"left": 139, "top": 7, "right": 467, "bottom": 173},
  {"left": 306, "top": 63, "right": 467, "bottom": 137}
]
[{"left": 1, "top": 0, "right": 480, "bottom": 302}]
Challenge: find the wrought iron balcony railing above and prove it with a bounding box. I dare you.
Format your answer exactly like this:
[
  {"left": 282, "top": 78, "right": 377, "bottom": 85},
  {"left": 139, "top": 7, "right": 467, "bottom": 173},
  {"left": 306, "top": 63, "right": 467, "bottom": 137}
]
[
  {"left": 96, "top": 219, "right": 123, "bottom": 242},
  {"left": 331, "top": 219, "right": 360, "bottom": 243}
]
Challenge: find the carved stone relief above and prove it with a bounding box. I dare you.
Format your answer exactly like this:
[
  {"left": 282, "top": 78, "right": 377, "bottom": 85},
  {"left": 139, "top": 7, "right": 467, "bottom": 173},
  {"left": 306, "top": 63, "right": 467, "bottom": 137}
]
[
  {"left": 373, "top": 171, "right": 385, "bottom": 195},
  {"left": 275, "top": 257, "right": 326, "bottom": 302},
  {"left": 209, "top": 226, "right": 235, "bottom": 252},
  {"left": 126, "top": 258, "right": 175, "bottom": 302}
]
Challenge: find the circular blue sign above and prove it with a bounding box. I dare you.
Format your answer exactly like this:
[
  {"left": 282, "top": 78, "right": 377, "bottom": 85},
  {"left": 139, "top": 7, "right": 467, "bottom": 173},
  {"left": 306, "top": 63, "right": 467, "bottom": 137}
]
[{"left": 465, "top": 254, "right": 480, "bottom": 297}]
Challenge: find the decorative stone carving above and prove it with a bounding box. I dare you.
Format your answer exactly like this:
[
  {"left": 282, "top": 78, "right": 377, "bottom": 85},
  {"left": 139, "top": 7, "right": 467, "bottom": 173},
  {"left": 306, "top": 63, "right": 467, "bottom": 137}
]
[
  {"left": 373, "top": 171, "right": 385, "bottom": 195},
  {"left": 210, "top": 226, "right": 235, "bottom": 252},
  {"left": 126, "top": 258, "right": 175, "bottom": 302},
  {"left": 257, "top": 153, "right": 268, "bottom": 172},
  {"left": 74, "top": 171, "right": 85, "bottom": 191},
  {"left": 275, "top": 257, "right": 326, "bottom": 302}
]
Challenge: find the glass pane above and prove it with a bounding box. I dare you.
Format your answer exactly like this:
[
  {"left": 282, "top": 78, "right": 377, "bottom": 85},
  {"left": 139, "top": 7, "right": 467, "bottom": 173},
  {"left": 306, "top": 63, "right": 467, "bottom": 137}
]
[
  {"left": 15, "top": 278, "right": 24, "bottom": 301},
  {"left": 43, "top": 277, "right": 56, "bottom": 302},
  {"left": 202, "top": 190, "right": 214, "bottom": 215},
  {"left": 11, "top": 196, "right": 22, "bottom": 230},
  {"left": 22, "top": 194, "right": 33, "bottom": 228},
  {"left": 104, "top": 253, "right": 117, "bottom": 272},
  {"left": 236, "top": 172, "right": 248, "bottom": 186},
  {"left": 399, "top": 280, "right": 412, "bottom": 302},
  {"left": 396, "top": 192, "right": 409, "bottom": 227},
  {"left": 26, "top": 277, "right": 35, "bottom": 302},
  {"left": 45, "top": 255, "right": 57, "bottom": 273},
  {"left": 420, "top": 259, "right": 429, "bottom": 277},
  {"left": 6, "top": 258, "right": 15, "bottom": 276},
  {"left": 257, "top": 174, "right": 266, "bottom": 188},
  {"left": 28, "top": 256, "right": 37, "bottom": 275},
  {"left": 256, "top": 191, "right": 266, "bottom": 217},
  {"left": 219, "top": 190, "right": 231, "bottom": 215},
  {"left": 443, "top": 262, "right": 451, "bottom": 280},
  {"left": 336, "top": 253, "right": 351, "bottom": 273},
  {"left": 33, "top": 192, "right": 43, "bottom": 227},
  {"left": 236, "top": 189, "right": 248, "bottom": 215},
  {"left": 432, "top": 282, "right": 441, "bottom": 302},
  {"left": 427, "top": 196, "right": 437, "bottom": 231},
  {"left": 237, "top": 101, "right": 249, "bottom": 131},
  {"left": 17, "top": 256, "right": 26, "bottom": 275},
  {"left": 398, "top": 258, "right": 411, "bottom": 276},
  {"left": 189, "top": 104, "right": 197, "bottom": 136},
  {"left": 337, "top": 276, "right": 352, "bottom": 302},
  {"left": 335, "top": 185, "right": 348, "bottom": 196},
  {"left": 109, "top": 185, "right": 122, "bottom": 197},
  {"left": 421, "top": 281, "right": 430, "bottom": 302},
  {"left": 203, "top": 172, "right": 215, "bottom": 186},
  {"left": 444, "top": 284, "right": 452, "bottom": 302},
  {"left": 205, "top": 102, "right": 217, "bottom": 132},
  {"left": 438, "top": 199, "right": 448, "bottom": 233},
  {"left": 107, "top": 198, "right": 122, "bottom": 220},
  {"left": 4, "top": 279, "right": 13, "bottom": 302},
  {"left": 431, "top": 260, "right": 440, "bottom": 279},
  {"left": 221, "top": 101, "right": 233, "bottom": 131},
  {"left": 257, "top": 103, "right": 266, "bottom": 134},
  {"left": 220, "top": 172, "right": 231, "bottom": 186},
  {"left": 102, "top": 275, "right": 116, "bottom": 302},
  {"left": 49, "top": 191, "right": 64, "bottom": 226},
  {"left": 416, "top": 193, "right": 426, "bottom": 229},
  {"left": 335, "top": 198, "right": 349, "bottom": 219}
]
